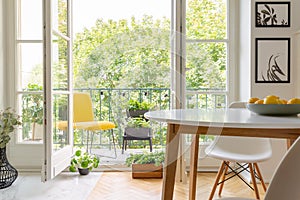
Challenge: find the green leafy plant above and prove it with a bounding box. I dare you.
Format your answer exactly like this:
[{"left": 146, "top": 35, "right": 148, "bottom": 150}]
[
  {"left": 127, "top": 99, "right": 154, "bottom": 111},
  {"left": 0, "top": 108, "right": 22, "bottom": 148},
  {"left": 127, "top": 117, "right": 150, "bottom": 128},
  {"left": 22, "top": 83, "right": 43, "bottom": 140},
  {"left": 125, "top": 151, "right": 165, "bottom": 167},
  {"left": 69, "top": 149, "right": 100, "bottom": 172}
]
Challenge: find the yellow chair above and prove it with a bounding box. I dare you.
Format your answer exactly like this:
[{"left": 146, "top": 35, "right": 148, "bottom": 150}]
[{"left": 57, "top": 92, "right": 116, "bottom": 157}]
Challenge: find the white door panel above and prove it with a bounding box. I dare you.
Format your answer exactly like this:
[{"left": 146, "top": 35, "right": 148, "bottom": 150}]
[{"left": 42, "top": 0, "right": 73, "bottom": 181}]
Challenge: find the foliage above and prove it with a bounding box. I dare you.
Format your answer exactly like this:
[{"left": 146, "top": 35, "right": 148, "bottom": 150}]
[
  {"left": 127, "top": 99, "right": 154, "bottom": 111},
  {"left": 185, "top": 0, "right": 227, "bottom": 90},
  {"left": 125, "top": 151, "right": 165, "bottom": 167},
  {"left": 73, "top": 16, "right": 170, "bottom": 89},
  {"left": 0, "top": 108, "right": 22, "bottom": 148},
  {"left": 72, "top": 0, "right": 227, "bottom": 103},
  {"left": 20, "top": 0, "right": 227, "bottom": 147},
  {"left": 22, "top": 84, "right": 43, "bottom": 125},
  {"left": 69, "top": 149, "right": 100, "bottom": 172},
  {"left": 126, "top": 117, "right": 150, "bottom": 128}
]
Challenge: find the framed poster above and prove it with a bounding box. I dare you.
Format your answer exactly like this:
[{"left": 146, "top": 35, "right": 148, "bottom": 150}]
[
  {"left": 255, "top": 38, "right": 290, "bottom": 83},
  {"left": 256, "top": 2, "right": 290, "bottom": 27}
]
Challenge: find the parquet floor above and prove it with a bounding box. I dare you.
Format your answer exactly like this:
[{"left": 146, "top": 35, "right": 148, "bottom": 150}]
[{"left": 87, "top": 172, "right": 267, "bottom": 200}]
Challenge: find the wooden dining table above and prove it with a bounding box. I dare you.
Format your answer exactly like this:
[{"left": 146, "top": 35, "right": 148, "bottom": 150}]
[{"left": 145, "top": 108, "right": 300, "bottom": 200}]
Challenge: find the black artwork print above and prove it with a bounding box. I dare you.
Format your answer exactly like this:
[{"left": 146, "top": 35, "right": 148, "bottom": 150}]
[
  {"left": 257, "top": 4, "right": 278, "bottom": 26},
  {"left": 256, "top": 2, "right": 290, "bottom": 27},
  {"left": 262, "top": 55, "right": 286, "bottom": 81}
]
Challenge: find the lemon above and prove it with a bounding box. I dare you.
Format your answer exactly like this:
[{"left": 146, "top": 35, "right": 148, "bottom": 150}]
[
  {"left": 248, "top": 97, "right": 260, "bottom": 104},
  {"left": 287, "top": 98, "right": 300, "bottom": 104},
  {"left": 278, "top": 99, "right": 287, "bottom": 104},
  {"left": 254, "top": 99, "right": 264, "bottom": 104},
  {"left": 264, "top": 95, "right": 279, "bottom": 104}
]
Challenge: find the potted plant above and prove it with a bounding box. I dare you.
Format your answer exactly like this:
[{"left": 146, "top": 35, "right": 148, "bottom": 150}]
[
  {"left": 125, "top": 151, "right": 164, "bottom": 179},
  {"left": 125, "top": 117, "right": 151, "bottom": 138},
  {"left": 126, "top": 99, "right": 154, "bottom": 118},
  {"left": 122, "top": 117, "right": 153, "bottom": 153},
  {"left": 22, "top": 84, "right": 43, "bottom": 140},
  {"left": 69, "top": 149, "right": 100, "bottom": 175},
  {"left": 0, "top": 107, "right": 22, "bottom": 189}
]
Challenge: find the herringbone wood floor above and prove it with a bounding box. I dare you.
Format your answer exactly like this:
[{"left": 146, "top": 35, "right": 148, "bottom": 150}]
[{"left": 87, "top": 172, "right": 267, "bottom": 200}]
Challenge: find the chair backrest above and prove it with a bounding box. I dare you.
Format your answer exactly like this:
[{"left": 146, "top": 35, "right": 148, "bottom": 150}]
[
  {"left": 205, "top": 102, "right": 272, "bottom": 161},
  {"left": 229, "top": 101, "right": 246, "bottom": 109},
  {"left": 73, "top": 92, "right": 95, "bottom": 122},
  {"left": 264, "top": 137, "right": 300, "bottom": 200}
]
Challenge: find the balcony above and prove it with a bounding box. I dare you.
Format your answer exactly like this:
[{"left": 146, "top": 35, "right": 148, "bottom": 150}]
[{"left": 21, "top": 87, "right": 226, "bottom": 165}]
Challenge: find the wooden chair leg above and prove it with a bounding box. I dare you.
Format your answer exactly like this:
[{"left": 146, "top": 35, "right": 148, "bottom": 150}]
[
  {"left": 249, "top": 163, "right": 260, "bottom": 200},
  {"left": 218, "top": 161, "right": 230, "bottom": 196},
  {"left": 208, "top": 161, "right": 227, "bottom": 200},
  {"left": 254, "top": 163, "right": 267, "bottom": 192}
]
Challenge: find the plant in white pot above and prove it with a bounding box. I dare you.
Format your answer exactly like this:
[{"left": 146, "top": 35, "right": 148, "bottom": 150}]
[
  {"left": 69, "top": 149, "right": 100, "bottom": 175},
  {"left": 0, "top": 107, "right": 22, "bottom": 189}
]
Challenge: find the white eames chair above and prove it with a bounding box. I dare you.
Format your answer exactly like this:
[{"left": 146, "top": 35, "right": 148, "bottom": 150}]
[
  {"left": 205, "top": 102, "right": 272, "bottom": 200},
  {"left": 220, "top": 136, "right": 300, "bottom": 200}
]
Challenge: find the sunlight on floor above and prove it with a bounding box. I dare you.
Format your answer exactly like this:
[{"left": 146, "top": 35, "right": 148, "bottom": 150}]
[{"left": 1, "top": 172, "right": 102, "bottom": 200}]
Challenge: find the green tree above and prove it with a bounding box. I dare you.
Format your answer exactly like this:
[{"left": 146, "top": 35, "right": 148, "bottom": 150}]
[
  {"left": 73, "top": 0, "right": 226, "bottom": 90},
  {"left": 73, "top": 16, "right": 170, "bottom": 89},
  {"left": 185, "top": 0, "right": 227, "bottom": 89}
]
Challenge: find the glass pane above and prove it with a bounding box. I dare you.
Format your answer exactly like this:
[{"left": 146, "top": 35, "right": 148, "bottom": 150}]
[
  {"left": 186, "top": 93, "right": 226, "bottom": 109},
  {"left": 19, "top": 43, "right": 43, "bottom": 89},
  {"left": 186, "top": 42, "right": 227, "bottom": 90},
  {"left": 53, "top": 0, "right": 68, "bottom": 35},
  {"left": 53, "top": 94, "right": 69, "bottom": 151},
  {"left": 53, "top": 35, "right": 68, "bottom": 90},
  {"left": 18, "top": 0, "right": 43, "bottom": 40},
  {"left": 21, "top": 92, "right": 44, "bottom": 142},
  {"left": 186, "top": 0, "right": 227, "bottom": 40}
]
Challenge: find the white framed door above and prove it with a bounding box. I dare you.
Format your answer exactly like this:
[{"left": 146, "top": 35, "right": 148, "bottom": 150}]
[{"left": 42, "top": 0, "right": 73, "bottom": 181}]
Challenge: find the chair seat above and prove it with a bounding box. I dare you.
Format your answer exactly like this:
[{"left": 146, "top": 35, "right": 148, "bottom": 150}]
[
  {"left": 205, "top": 145, "right": 272, "bottom": 163},
  {"left": 57, "top": 121, "right": 115, "bottom": 131},
  {"left": 205, "top": 136, "right": 272, "bottom": 163}
]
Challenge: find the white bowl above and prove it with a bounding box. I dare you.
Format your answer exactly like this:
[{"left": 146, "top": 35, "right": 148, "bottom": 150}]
[{"left": 246, "top": 104, "right": 300, "bottom": 116}]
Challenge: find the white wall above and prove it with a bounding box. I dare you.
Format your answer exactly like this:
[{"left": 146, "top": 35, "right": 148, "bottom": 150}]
[
  {"left": 0, "top": 0, "right": 5, "bottom": 108},
  {"left": 238, "top": 0, "right": 300, "bottom": 182},
  {"left": 239, "top": 0, "right": 300, "bottom": 100},
  {"left": 250, "top": 0, "right": 300, "bottom": 99}
]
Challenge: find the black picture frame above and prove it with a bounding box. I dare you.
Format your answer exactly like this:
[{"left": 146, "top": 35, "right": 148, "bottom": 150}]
[
  {"left": 256, "top": 2, "right": 290, "bottom": 27},
  {"left": 255, "top": 38, "right": 290, "bottom": 83}
]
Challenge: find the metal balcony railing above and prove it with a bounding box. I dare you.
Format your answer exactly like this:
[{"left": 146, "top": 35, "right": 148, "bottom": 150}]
[{"left": 21, "top": 87, "right": 227, "bottom": 148}]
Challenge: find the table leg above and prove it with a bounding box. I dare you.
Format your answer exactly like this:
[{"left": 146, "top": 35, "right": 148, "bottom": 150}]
[
  {"left": 162, "top": 124, "right": 180, "bottom": 200},
  {"left": 189, "top": 134, "right": 199, "bottom": 200},
  {"left": 287, "top": 138, "right": 296, "bottom": 149}
]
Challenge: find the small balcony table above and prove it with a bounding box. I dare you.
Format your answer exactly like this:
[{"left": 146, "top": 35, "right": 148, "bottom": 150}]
[{"left": 145, "top": 108, "right": 300, "bottom": 200}]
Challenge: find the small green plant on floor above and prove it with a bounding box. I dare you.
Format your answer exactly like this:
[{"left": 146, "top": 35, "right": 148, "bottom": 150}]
[
  {"left": 125, "top": 151, "right": 165, "bottom": 167},
  {"left": 69, "top": 149, "right": 100, "bottom": 172}
]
